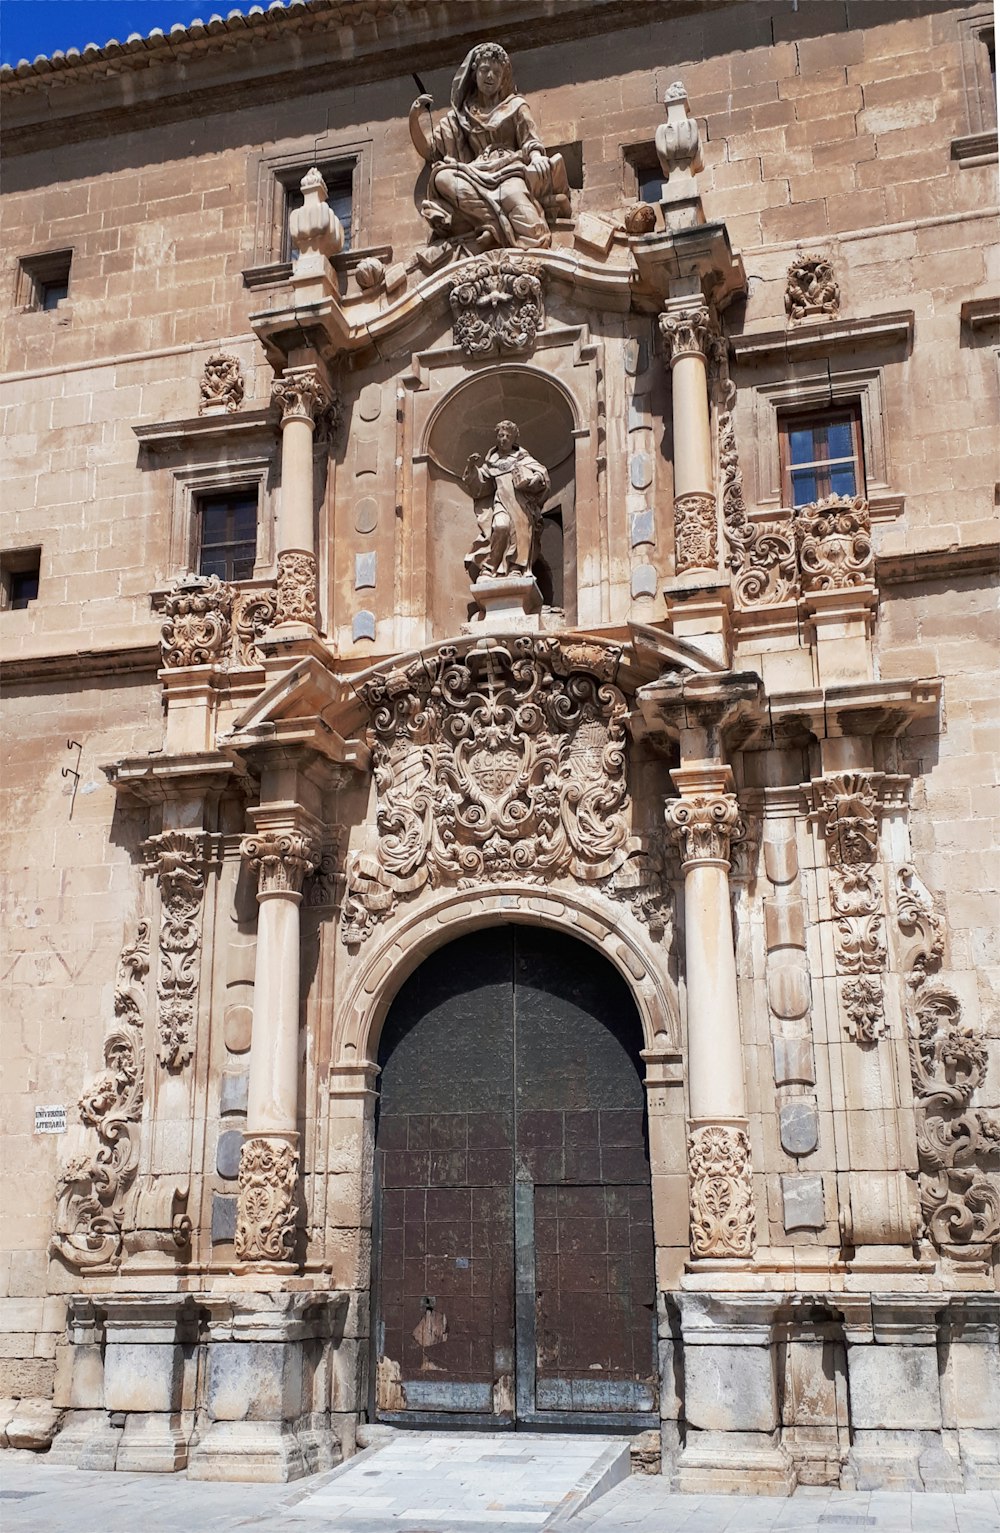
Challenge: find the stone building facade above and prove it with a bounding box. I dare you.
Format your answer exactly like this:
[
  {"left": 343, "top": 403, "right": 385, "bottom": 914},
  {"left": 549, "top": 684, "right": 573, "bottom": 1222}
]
[{"left": 1, "top": 0, "right": 998, "bottom": 1493}]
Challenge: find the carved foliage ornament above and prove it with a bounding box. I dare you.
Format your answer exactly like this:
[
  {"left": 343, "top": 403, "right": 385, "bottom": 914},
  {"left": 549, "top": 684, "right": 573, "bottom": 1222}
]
[
  {"left": 51, "top": 922, "right": 150, "bottom": 1269},
  {"left": 145, "top": 831, "right": 211, "bottom": 1070},
  {"left": 842, "top": 976, "right": 887, "bottom": 1045},
  {"left": 785, "top": 254, "right": 840, "bottom": 323},
  {"left": 795, "top": 495, "right": 874, "bottom": 591},
  {"left": 235, "top": 1135, "right": 299, "bottom": 1263},
  {"left": 673, "top": 491, "right": 718, "bottom": 573},
  {"left": 664, "top": 791, "right": 743, "bottom": 866},
  {"left": 714, "top": 364, "right": 796, "bottom": 607},
  {"left": 160, "top": 574, "right": 276, "bottom": 670},
  {"left": 275, "top": 550, "right": 319, "bottom": 628},
  {"left": 342, "top": 638, "right": 637, "bottom": 945},
  {"left": 896, "top": 866, "right": 999, "bottom": 1258},
  {"left": 449, "top": 254, "right": 544, "bottom": 357},
  {"left": 242, "top": 829, "right": 320, "bottom": 897},
  {"left": 688, "top": 1123, "right": 756, "bottom": 1259},
  {"left": 814, "top": 771, "right": 886, "bottom": 984},
  {"left": 199, "top": 352, "right": 245, "bottom": 414},
  {"left": 659, "top": 302, "right": 713, "bottom": 361}
]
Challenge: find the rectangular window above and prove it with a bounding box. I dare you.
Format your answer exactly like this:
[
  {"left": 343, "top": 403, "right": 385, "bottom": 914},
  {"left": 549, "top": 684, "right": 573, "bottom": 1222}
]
[
  {"left": 779, "top": 408, "right": 865, "bottom": 508},
  {"left": 1, "top": 548, "right": 41, "bottom": 610},
  {"left": 284, "top": 166, "right": 353, "bottom": 259},
  {"left": 18, "top": 251, "right": 72, "bottom": 312},
  {"left": 196, "top": 491, "right": 258, "bottom": 582}
]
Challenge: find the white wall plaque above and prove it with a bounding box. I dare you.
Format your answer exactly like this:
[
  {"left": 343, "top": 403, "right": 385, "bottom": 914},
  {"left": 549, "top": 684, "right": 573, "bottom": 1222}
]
[{"left": 34, "top": 1105, "right": 67, "bottom": 1135}]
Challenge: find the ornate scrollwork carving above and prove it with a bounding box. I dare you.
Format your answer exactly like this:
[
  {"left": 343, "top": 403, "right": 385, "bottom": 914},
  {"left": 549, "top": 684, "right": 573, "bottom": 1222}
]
[
  {"left": 664, "top": 791, "right": 743, "bottom": 867},
  {"left": 161, "top": 574, "right": 232, "bottom": 668},
  {"left": 842, "top": 975, "right": 887, "bottom": 1044},
  {"left": 231, "top": 587, "right": 277, "bottom": 667},
  {"left": 234, "top": 1135, "right": 299, "bottom": 1263},
  {"left": 688, "top": 1122, "right": 756, "bottom": 1259},
  {"left": 145, "top": 832, "right": 209, "bottom": 1070},
  {"left": 659, "top": 302, "right": 713, "bottom": 360},
  {"left": 199, "top": 352, "right": 245, "bottom": 414},
  {"left": 51, "top": 922, "right": 150, "bottom": 1269},
  {"left": 275, "top": 549, "right": 318, "bottom": 628},
  {"left": 607, "top": 842, "right": 673, "bottom": 942},
  {"left": 715, "top": 370, "right": 797, "bottom": 607},
  {"left": 813, "top": 772, "right": 886, "bottom": 984},
  {"left": 896, "top": 868, "right": 999, "bottom": 1259},
  {"left": 304, "top": 832, "right": 344, "bottom": 909},
  {"left": 795, "top": 495, "right": 874, "bottom": 590},
  {"left": 673, "top": 491, "right": 718, "bottom": 572},
  {"left": 242, "top": 829, "right": 320, "bottom": 898},
  {"left": 449, "top": 254, "right": 544, "bottom": 356},
  {"left": 785, "top": 254, "right": 840, "bottom": 322},
  {"left": 341, "top": 638, "right": 636, "bottom": 945}
]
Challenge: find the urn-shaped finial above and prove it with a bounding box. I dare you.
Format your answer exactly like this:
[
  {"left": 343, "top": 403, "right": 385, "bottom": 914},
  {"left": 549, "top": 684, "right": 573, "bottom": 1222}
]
[
  {"left": 654, "top": 81, "right": 704, "bottom": 188},
  {"left": 288, "top": 166, "right": 345, "bottom": 261}
]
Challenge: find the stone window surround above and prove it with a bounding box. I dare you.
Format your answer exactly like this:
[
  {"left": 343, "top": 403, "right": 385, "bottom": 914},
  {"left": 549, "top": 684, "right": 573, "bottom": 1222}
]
[
  {"left": 750, "top": 367, "right": 902, "bottom": 523},
  {"left": 15, "top": 248, "right": 73, "bottom": 312},
  {"left": 0, "top": 545, "right": 42, "bottom": 610},
  {"left": 167, "top": 456, "right": 274, "bottom": 583},
  {"left": 249, "top": 135, "right": 372, "bottom": 272},
  {"left": 953, "top": 7, "right": 997, "bottom": 165}
]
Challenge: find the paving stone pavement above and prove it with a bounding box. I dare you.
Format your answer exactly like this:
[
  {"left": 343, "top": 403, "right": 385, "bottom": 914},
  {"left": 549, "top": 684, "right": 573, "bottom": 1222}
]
[{"left": 1, "top": 1447, "right": 998, "bottom": 1533}]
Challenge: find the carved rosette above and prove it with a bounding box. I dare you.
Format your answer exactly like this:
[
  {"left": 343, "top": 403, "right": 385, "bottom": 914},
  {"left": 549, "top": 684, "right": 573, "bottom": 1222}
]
[
  {"left": 242, "top": 829, "right": 320, "bottom": 898},
  {"left": 234, "top": 1135, "right": 300, "bottom": 1263},
  {"left": 664, "top": 791, "right": 743, "bottom": 868},
  {"left": 659, "top": 302, "right": 713, "bottom": 362},
  {"left": 673, "top": 490, "right": 718, "bottom": 572},
  {"left": 895, "top": 867, "right": 999, "bottom": 1259},
  {"left": 161, "top": 574, "right": 232, "bottom": 668},
  {"left": 51, "top": 922, "right": 150, "bottom": 1269},
  {"left": 449, "top": 254, "right": 544, "bottom": 356},
  {"left": 688, "top": 1122, "right": 756, "bottom": 1259},
  {"left": 145, "top": 832, "right": 209, "bottom": 1069},
  {"left": 813, "top": 772, "right": 886, "bottom": 986},
  {"left": 341, "top": 637, "right": 636, "bottom": 945},
  {"left": 199, "top": 352, "right": 245, "bottom": 414},
  {"left": 275, "top": 549, "right": 318, "bottom": 628},
  {"left": 785, "top": 255, "right": 840, "bottom": 322},
  {"left": 842, "top": 976, "right": 887, "bottom": 1044},
  {"left": 795, "top": 495, "right": 874, "bottom": 590}
]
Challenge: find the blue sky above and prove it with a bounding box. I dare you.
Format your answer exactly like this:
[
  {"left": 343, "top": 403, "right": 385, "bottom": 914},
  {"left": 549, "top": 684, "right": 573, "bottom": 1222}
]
[{"left": 1, "top": 0, "right": 262, "bottom": 66}]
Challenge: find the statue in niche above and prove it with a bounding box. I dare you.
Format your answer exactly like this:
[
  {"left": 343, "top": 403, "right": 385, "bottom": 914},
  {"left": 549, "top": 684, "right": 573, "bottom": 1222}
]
[
  {"left": 462, "top": 420, "right": 550, "bottom": 582},
  {"left": 409, "top": 43, "right": 571, "bottom": 253}
]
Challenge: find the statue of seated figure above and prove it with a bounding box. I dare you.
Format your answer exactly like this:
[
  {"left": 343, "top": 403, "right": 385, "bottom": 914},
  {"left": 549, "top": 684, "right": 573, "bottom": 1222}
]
[{"left": 409, "top": 43, "right": 571, "bottom": 253}]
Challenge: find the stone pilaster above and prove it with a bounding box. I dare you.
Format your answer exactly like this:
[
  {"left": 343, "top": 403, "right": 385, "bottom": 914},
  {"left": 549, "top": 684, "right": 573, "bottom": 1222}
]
[
  {"left": 665, "top": 765, "right": 756, "bottom": 1261},
  {"left": 235, "top": 814, "right": 321, "bottom": 1269}
]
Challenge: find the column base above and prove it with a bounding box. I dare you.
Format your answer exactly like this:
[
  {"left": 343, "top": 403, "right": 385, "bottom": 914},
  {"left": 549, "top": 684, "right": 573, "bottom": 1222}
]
[
  {"left": 675, "top": 1432, "right": 796, "bottom": 1496},
  {"left": 116, "top": 1411, "right": 189, "bottom": 1473},
  {"left": 187, "top": 1419, "right": 309, "bottom": 1483},
  {"left": 843, "top": 1430, "right": 963, "bottom": 1493}
]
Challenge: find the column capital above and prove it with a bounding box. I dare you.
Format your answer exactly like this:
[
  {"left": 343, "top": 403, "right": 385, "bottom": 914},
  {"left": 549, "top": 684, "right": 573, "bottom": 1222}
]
[
  {"left": 241, "top": 807, "right": 322, "bottom": 898},
  {"left": 271, "top": 364, "right": 332, "bottom": 426},
  {"left": 659, "top": 298, "right": 714, "bottom": 362},
  {"left": 666, "top": 765, "right": 743, "bottom": 868}
]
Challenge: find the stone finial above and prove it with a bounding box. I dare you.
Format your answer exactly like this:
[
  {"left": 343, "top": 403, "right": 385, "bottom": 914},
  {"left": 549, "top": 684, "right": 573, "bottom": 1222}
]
[
  {"left": 288, "top": 166, "right": 344, "bottom": 262},
  {"left": 654, "top": 79, "right": 704, "bottom": 222}
]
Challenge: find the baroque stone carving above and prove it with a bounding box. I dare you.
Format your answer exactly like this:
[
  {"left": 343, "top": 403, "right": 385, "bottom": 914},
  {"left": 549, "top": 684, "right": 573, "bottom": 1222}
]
[
  {"left": 145, "top": 832, "right": 209, "bottom": 1070},
  {"left": 449, "top": 254, "right": 544, "bottom": 356},
  {"left": 288, "top": 166, "right": 344, "bottom": 261},
  {"left": 607, "top": 842, "right": 673, "bottom": 942},
  {"left": 673, "top": 490, "right": 718, "bottom": 572},
  {"left": 462, "top": 420, "right": 550, "bottom": 582},
  {"left": 242, "top": 829, "right": 320, "bottom": 897},
  {"left": 814, "top": 772, "right": 886, "bottom": 980},
  {"left": 655, "top": 80, "right": 703, "bottom": 187},
  {"left": 160, "top": 574, "right": 275, "bottom": 670},
  {"left": 234, "top": 1135, "right": 299, "bottom": 1263},
  {"left": 275, "top": 549, "right": 318, "bottom": 628},
  {"left": 688, "top": 1123, "right": 756, "bottom": 1259},
  {"left": 842, "top": 976, "right": 887, "bottom": 1044},
  {"left": 408, "top": 44, "right": 571, "bottom": 254},
  {"left": 51, "top": 922, "right": 150, "bottom": 1269},
  {"left": 199, "top": 352, "right": 244, "bottom": 414},
  {"left": 785, "top": 254, "right": 840, "bottom": 322},
  {"left": 271, "top": 370, "right": 327, "bottom": 423},
  {"left": 304, "top": 831, "right": 344, "bottom": 909},
  {"left": 659, "top": 302, "right": 713, "bottom": 360},
  {"left": 664, "top": 791, "right": 743, "bottom": 866},
  {"left": 896, "top": 866, "right": 1000, "bottom": 1259},
  {"left": 715, "top": 367, "right": 796, "bottom": 607},
  {"left": 341, "top": 637, "right": 635, "bottom": 944},
  {"left": 795, "top": 495, "right": 874, "bottom": 590}
]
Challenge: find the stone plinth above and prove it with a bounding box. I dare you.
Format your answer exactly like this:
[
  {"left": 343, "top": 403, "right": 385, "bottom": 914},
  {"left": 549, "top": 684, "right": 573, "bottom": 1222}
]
[{"left": 464, "top": 573, "right": 542, "bottom": 633}]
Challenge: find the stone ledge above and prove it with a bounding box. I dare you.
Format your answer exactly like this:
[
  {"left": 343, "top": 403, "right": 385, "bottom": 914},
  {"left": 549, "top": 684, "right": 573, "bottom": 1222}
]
[
  {"left": 730, "top": 310, "right": 914, "bottom": 364},
  {"left": 876, "top": 541, "right": 999, "bottom": 586}
]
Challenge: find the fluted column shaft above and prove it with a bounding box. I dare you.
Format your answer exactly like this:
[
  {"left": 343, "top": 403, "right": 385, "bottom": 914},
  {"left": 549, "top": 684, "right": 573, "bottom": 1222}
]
[{"left": 666, "top": 763, "right": 755, "bottom": 1260}]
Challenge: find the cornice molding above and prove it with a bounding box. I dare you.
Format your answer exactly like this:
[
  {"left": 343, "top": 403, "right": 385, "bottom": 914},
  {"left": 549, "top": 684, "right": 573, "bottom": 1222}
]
[
  {"left": 875, "top": 541, "right": 999, "bottom": 586},
  {"left": 1, "top": 642, "right": 160, "bottom": 685},
  {"left": 729, "top": 311, "right": 914, "bottom": 365}
]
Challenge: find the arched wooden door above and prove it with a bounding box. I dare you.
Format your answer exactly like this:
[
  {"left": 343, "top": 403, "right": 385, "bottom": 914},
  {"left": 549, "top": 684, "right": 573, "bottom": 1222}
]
[{"left": 373, "top": 925, "right": 657, "bottom": 1429}]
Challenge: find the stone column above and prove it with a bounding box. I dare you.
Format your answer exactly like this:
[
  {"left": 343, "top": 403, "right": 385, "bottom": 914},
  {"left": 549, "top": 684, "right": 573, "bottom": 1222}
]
[
  {"left": 271, "top": 366, "right": 330, "bottom": 630},
  {"left": 236, "top": 812, "right": 320, "bottom": 1268},
  {"left": 658, "top": 299, "right": 717, "bottom": 574},
  {"left": 665, "top": 763, "right": 756, "bottom": 1260}
]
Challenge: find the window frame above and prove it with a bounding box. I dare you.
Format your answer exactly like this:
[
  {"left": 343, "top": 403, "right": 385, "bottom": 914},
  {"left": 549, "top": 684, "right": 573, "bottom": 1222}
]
[
  {"left": 250, "top": 137, "right": 372, "bottom": 270},
  {"left": 1, "top": 547, "right": 42, "bottom": 611},
  {"left": 623, "top": 143, "right": 662, "bottom": 204},
  {"left": 195, "top": 488, "right": 260, "bottom": 584},
  {"left": 778, "top": 406, "right": 866, "bottom": 508},
  {"left": 16, "top": 250, "right": 72, "bottom": 313},
  {"left": 168, "top": 458, "right": 273, "bottom": 584}
]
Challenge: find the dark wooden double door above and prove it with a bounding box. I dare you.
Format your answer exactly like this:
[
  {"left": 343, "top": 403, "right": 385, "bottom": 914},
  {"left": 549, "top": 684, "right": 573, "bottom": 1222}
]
[{"left": 373, "top": 926, "right": 657, "bottom": 1428}]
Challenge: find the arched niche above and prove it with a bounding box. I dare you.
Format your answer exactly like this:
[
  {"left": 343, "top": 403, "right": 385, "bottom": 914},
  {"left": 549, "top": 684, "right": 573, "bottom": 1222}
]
[{"left": 424, "top": 366, "right": 580, "bottom": 630}]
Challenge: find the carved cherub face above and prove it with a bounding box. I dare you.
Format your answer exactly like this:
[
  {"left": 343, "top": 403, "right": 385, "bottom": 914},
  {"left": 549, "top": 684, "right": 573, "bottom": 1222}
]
[{"left": 495, "top": 419, "right": 519, "bottom": 452}]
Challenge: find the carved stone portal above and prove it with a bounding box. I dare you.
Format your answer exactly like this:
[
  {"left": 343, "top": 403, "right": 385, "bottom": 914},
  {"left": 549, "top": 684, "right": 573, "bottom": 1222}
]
[{"left": 342, "top": 638, "right": 640, "bottom": 944}]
